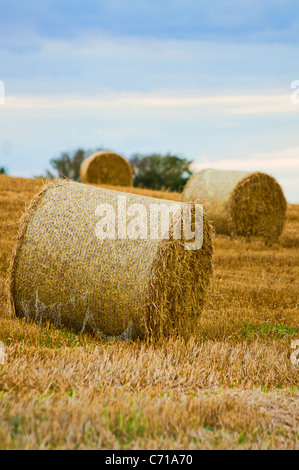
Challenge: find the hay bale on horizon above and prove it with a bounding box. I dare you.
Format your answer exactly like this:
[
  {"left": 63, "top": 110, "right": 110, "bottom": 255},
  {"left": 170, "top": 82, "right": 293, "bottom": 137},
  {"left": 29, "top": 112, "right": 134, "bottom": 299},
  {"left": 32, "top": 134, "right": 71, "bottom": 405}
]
[
  {"left": 7, "top": 180, "right": 213, "bottom": 341},
  {"left": 182, "top": 169, "right": 287, "bottom": 240},
  {"left": 80, "top": 151, "right": 133, "bottom": 187}
]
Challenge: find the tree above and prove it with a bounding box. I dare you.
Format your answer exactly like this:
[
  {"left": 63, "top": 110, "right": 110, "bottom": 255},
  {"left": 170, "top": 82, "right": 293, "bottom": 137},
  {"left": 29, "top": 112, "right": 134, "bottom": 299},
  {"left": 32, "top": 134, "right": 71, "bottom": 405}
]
[
  {"left": 44, "top": 148, "right": 88, "bottom": 181},
  {"left": 0, "top": 166, "right": 7, "bottom": 174},
  {"left": 129, "top": 153, "right": 193, "bottom": 192}
]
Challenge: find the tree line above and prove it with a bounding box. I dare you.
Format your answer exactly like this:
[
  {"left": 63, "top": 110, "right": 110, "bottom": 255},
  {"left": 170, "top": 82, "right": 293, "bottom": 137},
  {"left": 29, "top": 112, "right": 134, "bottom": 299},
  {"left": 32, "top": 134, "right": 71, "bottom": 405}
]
[{"left": 1, "top": 148, "right": 194, "bottom": 192}]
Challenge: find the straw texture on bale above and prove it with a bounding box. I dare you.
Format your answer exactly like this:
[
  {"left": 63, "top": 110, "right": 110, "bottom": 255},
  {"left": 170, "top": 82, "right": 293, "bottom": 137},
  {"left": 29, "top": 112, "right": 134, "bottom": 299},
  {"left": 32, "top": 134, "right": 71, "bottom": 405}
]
[
  {"left": 8, "top": 180, "right": 213, "bottom": 341},
  {"left": 80, "top": 151, "right": 133, "bottom": 187},
  {"left": 182, "top": 169, "right": 287, "bottom": 240}
]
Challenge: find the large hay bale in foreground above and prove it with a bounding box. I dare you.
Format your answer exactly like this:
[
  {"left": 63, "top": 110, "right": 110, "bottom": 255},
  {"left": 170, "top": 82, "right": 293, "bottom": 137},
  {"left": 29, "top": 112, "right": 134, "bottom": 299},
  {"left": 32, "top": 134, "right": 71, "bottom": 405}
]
[
  {"left": 182, "top": 169, "right": 287, "bottom": 239},
  {"left": 8, "top": 180, "right": 213, "bottom": 341},
  {"left": 80, "top": 151, "right": 133, "bottom": 186}
]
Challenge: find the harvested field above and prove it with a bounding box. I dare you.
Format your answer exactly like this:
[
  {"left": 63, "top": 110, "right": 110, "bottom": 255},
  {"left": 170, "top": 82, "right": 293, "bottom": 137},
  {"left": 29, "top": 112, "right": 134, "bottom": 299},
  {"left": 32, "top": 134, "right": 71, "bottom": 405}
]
[{"left": 0, "top": 175, "right": 298, "bottom": 450}]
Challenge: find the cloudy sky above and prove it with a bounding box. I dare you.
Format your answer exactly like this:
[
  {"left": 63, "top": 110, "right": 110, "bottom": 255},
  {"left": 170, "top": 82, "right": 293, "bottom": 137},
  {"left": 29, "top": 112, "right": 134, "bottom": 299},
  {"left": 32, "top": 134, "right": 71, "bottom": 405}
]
[{"left": 0, "top": 0, "right": 298, "bottom": 202}]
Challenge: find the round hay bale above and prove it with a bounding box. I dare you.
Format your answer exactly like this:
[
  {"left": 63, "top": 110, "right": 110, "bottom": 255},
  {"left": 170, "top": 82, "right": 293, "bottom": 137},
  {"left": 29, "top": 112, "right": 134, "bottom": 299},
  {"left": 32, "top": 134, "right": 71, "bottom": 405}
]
[
  {"left": 8, "top": 180, "right": 213, "bottom": 341},
  {"left": 182, "top": 169, "right": 287, "bottom": 239},
  {"left": 80, "top": 151, "right": 133, "bottom": 186}
]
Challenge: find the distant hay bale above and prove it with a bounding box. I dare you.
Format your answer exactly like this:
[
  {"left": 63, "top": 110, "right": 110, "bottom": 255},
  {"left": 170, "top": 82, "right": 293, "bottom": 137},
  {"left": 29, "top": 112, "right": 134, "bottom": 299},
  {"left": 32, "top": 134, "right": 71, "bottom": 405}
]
[
  {"left": 80, "top": 151, "right": 133, "bottom": 186},
  {"left": 182, "top": 169, "right": 287, "bottom": 239},
  {"left": 8, "top": 180, "right": 213, "bottom": 341}
]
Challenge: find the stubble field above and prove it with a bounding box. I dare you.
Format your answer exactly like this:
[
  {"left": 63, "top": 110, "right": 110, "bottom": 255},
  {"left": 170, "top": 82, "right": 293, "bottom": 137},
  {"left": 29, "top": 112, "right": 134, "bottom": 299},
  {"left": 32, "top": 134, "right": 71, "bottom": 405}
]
[{"left": 0, "top": 175, "right": 298, "bottom": 450}]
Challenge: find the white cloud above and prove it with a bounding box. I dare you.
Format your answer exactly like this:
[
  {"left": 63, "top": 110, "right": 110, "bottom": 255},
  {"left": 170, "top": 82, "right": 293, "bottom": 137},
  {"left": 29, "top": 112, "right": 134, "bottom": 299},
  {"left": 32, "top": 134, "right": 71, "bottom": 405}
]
[
  {"left": 5, "top": 92, "right": 299, "bottom": 116},
  {"left": 191, "top": 146, "right": 299, "bottom": 172}
]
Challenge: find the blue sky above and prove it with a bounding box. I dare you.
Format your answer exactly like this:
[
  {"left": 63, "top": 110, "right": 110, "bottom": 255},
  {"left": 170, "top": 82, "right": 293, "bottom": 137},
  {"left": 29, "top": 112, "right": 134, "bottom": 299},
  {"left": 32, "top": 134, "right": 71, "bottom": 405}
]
[{"left": 0, "top": 0, "right": 298, "bottom": 201}]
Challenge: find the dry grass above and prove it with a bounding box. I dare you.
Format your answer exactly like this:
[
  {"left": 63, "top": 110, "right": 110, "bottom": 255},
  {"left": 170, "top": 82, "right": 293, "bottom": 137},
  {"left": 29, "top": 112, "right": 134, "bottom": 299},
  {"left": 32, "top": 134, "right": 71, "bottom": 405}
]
[{"left": 0, "top": 175, "right": 298, "bottom": 450}]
